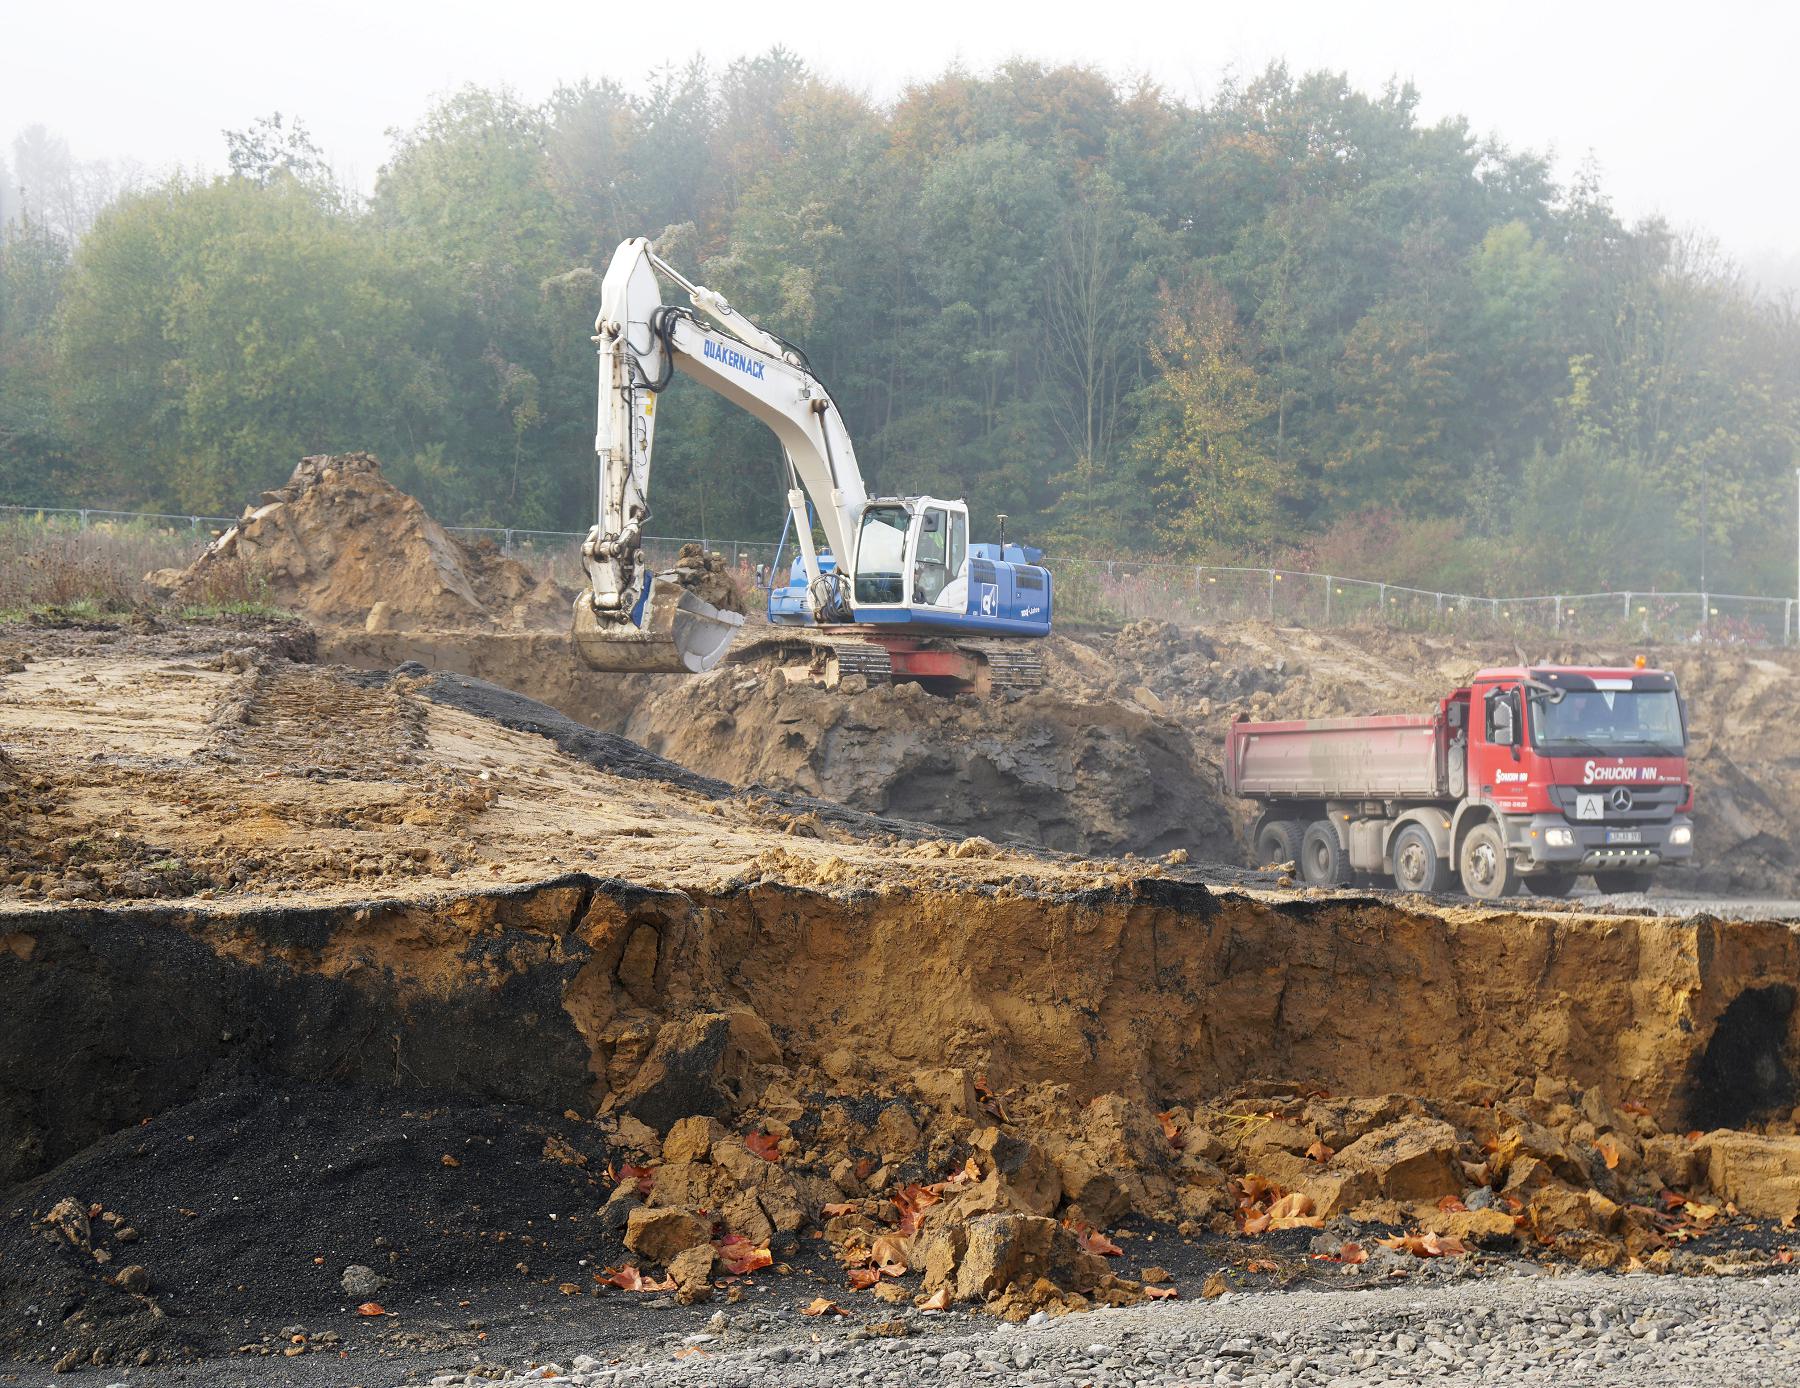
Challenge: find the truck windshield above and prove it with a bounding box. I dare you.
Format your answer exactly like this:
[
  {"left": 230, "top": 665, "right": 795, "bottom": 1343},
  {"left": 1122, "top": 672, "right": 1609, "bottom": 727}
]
[
  {"left": 1529, "top": 688, "right": 1684, "bottom": 756},
  {"left": 853, "top": 505, "right": 909, "bottom": 604}
]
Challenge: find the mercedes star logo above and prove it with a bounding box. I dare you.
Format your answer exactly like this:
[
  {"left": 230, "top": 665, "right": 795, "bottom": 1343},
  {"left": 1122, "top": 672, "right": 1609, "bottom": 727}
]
[{"left": 1609, "top": 787, "right": 1634, "bottom": 812}]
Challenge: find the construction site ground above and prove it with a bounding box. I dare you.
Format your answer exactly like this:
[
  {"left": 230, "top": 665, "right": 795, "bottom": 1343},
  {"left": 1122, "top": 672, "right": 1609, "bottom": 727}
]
[{"left": 7, "top": 458, "right": 1800, "bottom": 1386}]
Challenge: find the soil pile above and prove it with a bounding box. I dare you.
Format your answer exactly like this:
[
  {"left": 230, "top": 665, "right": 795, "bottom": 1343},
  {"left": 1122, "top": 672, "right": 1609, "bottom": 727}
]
[
  {"left": 167, "top": 452, "right": 570, "bottom": 632},
  {"left": 621, "top": 661, "right": 1233, "bottom": 860},
  {"left": 0, "top": 1088, "right": 617, "bottom": 1369},
  {"left": 670, "top": 542, "right": 747, "bottom": 616}
]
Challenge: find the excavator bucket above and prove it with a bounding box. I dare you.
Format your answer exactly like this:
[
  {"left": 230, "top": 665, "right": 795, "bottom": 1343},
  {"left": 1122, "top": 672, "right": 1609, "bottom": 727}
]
[{"left": 571, "top": 575, "right": 744, "bottom": 675}]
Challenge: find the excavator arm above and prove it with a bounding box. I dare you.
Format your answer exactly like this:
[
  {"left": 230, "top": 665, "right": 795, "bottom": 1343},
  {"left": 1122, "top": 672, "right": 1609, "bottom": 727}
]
[{"left": 575, "top": 237, "right": 868, "bottom": 673}]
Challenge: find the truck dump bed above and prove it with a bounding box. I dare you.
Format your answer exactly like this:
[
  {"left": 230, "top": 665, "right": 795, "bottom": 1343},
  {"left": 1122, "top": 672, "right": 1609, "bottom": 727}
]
[{"left": 1225, "top": 713, "right": 1446, "bottom": 800}]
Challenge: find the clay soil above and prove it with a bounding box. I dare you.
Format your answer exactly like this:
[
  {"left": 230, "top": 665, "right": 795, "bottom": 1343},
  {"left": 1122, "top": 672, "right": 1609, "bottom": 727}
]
[{"left": 7, "top": 612, "right": 1800, "bottom": 1378}]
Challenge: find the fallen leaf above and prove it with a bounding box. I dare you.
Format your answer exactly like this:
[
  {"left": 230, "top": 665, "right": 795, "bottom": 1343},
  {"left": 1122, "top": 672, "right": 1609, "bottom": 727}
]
[
  {"left": 356, "top": 1303, "right": 385, "bottom": 1317},
  {"left": 1778, "top": 1249, "right": 1794, "bottom": 1265},
  {"left": 801, "top": 1297, "right": 848, "bottom": 1317},
  {"left": 1304, "top": 1140, "right": 1334, "bottom": 1163},
  {"left": 673, "top": 1346, "right": 708, "bottom": 1359},
  {"left": 892, "top": 1183, "right": 943, "bottom": 1237},
  {"left": 558, "top": 1283, "right": 580, "bottom": 1295},
  {"left": 1073, "top": 1224, "right": 1122, "bottom": 1256},
  {"left": 1436, "top": 1195, "right": 1467, "bottom": 1213},
  {"left": 1596, "top": 1135, "right": 1621, "bottom": 1171},
  {"left": 1266, "top": 1193, "right": 1314, "bottom": 1221},
  {"left": 1622, "top": 1100, "right": 1651, "bottom": 1116},
  {"left": 744, "top": 1131, "right": 782, "bottom": 1163},
  {"left": 440, "top": 1154, "right": 461, "bottom": 1168},
  {"left": 1245, "top": 1258, "right": 1279, "bottom": 1273},
  {"left": 1143, "top": 1284, "right": 1178, "bottom": 1299},
  {"left": 918, "top": 1287, "right": 951, "bottom": 1311},
  {"left": 613, "top": 1162, "right": 656, "bottom": 1197},
  {"left": 870, "top": 1233, "right": 911, "bottom": 1270},
  {"left": 597, "top": 1265, "right": 675, "bottom": 1292},
  {"left": 1201, "top": 1271, "right": 1228, "bottom": 1299},
  {"left": 1377, "top": 1232, "right": 1468, "bottom": 1259},
  {"left": 716, "top": 1235, "right": 772, "bottom": 1276},
  {"left": 1340, "top": 1242, "right": 1368, "bottom": 1265},
  {"left": 1240, "top": 1213, "right": 1272, "bottom": 1236},
  {"left": 1156, "top": 1110, "right": 1185, "bottom": 1149},
  {"left": 847, "top": 1267, "right": 881, "bottom": 1291},
  {"left": 821, "top": 1201, "right": 857, "bottom": 1217}
]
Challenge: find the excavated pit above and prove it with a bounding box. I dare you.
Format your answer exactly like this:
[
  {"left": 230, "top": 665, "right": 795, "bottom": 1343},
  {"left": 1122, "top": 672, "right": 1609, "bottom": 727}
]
[
  {"left": 9, "top": 619, "right": 1800, "bottom": 1366},
  {"left": 10, "top": 876, "right": 1800, "bottom": 1194}
]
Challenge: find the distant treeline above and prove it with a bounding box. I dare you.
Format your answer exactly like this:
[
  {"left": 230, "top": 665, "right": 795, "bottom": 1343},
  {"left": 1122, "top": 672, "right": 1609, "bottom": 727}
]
[{"left": 2, "top": 54, "right": 1796, "bottom": 595}]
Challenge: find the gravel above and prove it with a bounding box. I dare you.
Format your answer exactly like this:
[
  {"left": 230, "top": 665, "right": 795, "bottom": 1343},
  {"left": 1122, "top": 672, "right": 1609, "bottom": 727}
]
[{"left": 439, "top": 1269, "right": 1800, "bottom": 1387}]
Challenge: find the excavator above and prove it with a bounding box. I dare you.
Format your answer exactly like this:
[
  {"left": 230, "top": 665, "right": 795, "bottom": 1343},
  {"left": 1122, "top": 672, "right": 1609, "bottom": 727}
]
[{"left": 571, "top": 237, "right": 1052, "bottom": 693}]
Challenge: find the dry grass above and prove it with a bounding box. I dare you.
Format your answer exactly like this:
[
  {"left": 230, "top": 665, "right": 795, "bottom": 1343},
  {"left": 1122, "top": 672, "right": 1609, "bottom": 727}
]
[{"left": 0, "top": 516, "right": 277, "bottom": 619}]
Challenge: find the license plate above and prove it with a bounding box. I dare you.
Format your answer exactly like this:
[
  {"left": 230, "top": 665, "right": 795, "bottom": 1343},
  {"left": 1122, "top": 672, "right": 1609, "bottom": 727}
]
[{"left": 1606, "top": 829, "right": 1643, "bottom": 845}]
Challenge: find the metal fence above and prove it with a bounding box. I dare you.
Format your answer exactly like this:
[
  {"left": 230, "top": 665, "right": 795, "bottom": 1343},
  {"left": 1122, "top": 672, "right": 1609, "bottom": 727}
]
[
  {"left": 1051, "top": 559, "right": 1800, "bottom": 646},
  {"left": 5, "top": 502, "right": 1797, "bottom": 645}
]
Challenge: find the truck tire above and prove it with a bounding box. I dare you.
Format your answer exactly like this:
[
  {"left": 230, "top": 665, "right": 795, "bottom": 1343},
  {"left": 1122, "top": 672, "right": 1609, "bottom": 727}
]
[
  {"left": 1300, "top": 820, "right": 1349, "bottom": 886},
  {"left": 1391, "top": 823, "right": 1448, "bottom": 894},
  {"left": 1593, "top": 870, "right": 1655, "bottom": 895},
  {"left": 1458, "top": 821, "right": 1517, "bottom": 901},
  {"left": 1253, "top": 818, "right": 1305, "bottom": 870},
  {"left": 1526, "top": 872, "right": 1579, "bottom": 898}
]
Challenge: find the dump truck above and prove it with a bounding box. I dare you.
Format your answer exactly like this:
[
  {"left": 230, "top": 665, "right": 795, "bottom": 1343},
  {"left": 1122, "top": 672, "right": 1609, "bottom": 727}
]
[{"left": 1224, "top": 664, "right": 1693, "bottom": 900}]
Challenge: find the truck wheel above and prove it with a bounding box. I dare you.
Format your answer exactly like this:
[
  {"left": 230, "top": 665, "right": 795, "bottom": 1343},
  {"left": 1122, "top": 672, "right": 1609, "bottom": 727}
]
[
  {"left": 1253, "top": 819, "right": 1304, "bottom": 870},
  {"left": 1391, "top": 823, "right": 1447, "bottom": 894},
  {"left": 1300, "top": 820, "right": 1349, "bottom": 886},
  {"left": 1458, "top": 821, "right": 1517, "bottom": 901},
  {"left": 1593, "top": 870, "right": 1655, "bottom": 895},
  {"left": 1526, "top": 872, "right": 1579, "bottom": 898}
]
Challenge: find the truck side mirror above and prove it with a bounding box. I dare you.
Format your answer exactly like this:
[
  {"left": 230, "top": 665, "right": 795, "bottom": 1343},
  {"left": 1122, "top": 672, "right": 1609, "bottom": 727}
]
[{"left": 1486, "top": 691, "right": 1516, "bottom": 747}]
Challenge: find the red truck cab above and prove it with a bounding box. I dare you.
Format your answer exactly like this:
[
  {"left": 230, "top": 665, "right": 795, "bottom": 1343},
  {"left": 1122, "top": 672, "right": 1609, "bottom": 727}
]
[
  {"left": 1458, "top": 664, "right": 1692, "bottom": 894},
  {"left": 1225, "top": 663, "right": 1693, "bottom": 899}
]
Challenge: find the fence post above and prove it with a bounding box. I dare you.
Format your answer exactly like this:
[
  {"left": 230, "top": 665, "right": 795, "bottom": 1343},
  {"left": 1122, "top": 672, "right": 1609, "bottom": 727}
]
[
  {"left": 1622, "top": 591, "right": 1631, "bottom": 622},
  {"left": 1323, "top": 574, "right": 1332, "bottom": 624},
  {"left": 1701, "top": 592, "right": 1709, "bottom": 631},
  {"left": 1554, "top": 596, "right": 1562, "bottom": 632},
  {"left": 1267, "top": 569, "right": 1275, "bottom": 618},
  {"left": 78, "top": 508, "right": 90, "bottom": 530},
  {"left": 1378, "top": 583, "right": 1387, "bottom": 623}
]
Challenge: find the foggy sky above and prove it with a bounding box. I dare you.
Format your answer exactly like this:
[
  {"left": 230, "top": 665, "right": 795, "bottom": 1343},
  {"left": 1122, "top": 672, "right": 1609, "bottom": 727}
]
[{"left": 6, "top": 0, "right": 1798, "bottom": 284}]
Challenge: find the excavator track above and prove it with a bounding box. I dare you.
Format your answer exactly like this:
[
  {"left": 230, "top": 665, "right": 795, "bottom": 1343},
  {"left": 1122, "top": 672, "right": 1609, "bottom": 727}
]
[
  {"left": 956, "top": 638, "right": 1044, "bottom": 691},
  {"left": 726, "top": 629, "right": 1043, "bottom": 694}
]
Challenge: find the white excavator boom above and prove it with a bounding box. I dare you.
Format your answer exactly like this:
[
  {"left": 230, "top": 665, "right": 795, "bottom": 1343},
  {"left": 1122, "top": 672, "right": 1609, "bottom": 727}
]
[{"left": 574, "top": 237, "right": 868, "bottom": 674}]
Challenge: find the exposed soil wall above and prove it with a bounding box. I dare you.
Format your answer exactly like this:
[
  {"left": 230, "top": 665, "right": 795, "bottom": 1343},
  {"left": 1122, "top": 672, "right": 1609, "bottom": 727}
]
[{"left": 9, "top": 873, "right": 1800, "bottom": 1192}]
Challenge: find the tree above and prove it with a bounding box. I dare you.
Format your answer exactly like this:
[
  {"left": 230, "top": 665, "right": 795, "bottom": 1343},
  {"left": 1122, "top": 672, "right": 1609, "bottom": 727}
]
[
  {"left": 223, "top": 113, "right": 333, "bottom": 193},
  {"left": 1138, "top": 276, "right": 1286, "bottom": 553},
  {"left": 57, "top": 175, "right": 441, "bottom": 511}
]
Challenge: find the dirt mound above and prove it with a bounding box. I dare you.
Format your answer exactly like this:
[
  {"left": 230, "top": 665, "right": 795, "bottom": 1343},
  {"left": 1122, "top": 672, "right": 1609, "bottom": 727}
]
[
  {"left": 0, "top": 1086, "right": 618, "bottom": 1366},
  {"left": 168, "top": 452, "right": 571, "bottom": 631},
  {"left": 621, "top": 665, "right": 1234, "bottom": 859}
]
